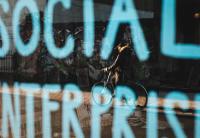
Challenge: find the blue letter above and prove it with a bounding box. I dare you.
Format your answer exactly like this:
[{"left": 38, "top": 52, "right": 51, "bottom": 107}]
[
  {"left": 83, "top": 0, "right": 94, "bottom": 57},
  {"left": 91, "top": 86, "right": 112, "bottom": 138},
  {"left": 0, "top": 0, "right": 10, "bottom": 57},
  {"left": 2, "top": 82, "right": 21, "bottom": 138},
  {"left": 146, "top": 91, "right": 158, "bottom": 138},
  {"left": 44, "top": 0, "right": 74, "bottom": 59},
  {"left": 164, "top": 92, "right": 189, "bottom": 138},
  {"left": 13, "top": 0, "right": 40, "bottom": 56},
  {"left": 62, "top": 84, "right": 84, "bottom": 138},
  {"left": 161, "top": 0, "right": 200, "bottom": 59},
  {"left": 113, "top": 86, "right": 136, "bottom": 138},
  {"left": 100, "top": 0, "right": 149, "bottom": 61},
  {"left": 20, "top": 83, "right": 40, "bottom": 138},
  {"left": 42, "top": 84, "right": 60, "bottom": 138}
]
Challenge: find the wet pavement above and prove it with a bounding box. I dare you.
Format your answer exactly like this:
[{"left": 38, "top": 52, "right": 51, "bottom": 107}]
[
  {"left": 0, "top": 88, "right": 198, "bottom": 138},
  {"left": 75, "top": 92, "right": 196, "bottom": 138}
]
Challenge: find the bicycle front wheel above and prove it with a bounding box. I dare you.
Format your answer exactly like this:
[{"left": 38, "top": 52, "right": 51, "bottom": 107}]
[{"left": 91, "top": 82, "right": 114, "bottom": 105}]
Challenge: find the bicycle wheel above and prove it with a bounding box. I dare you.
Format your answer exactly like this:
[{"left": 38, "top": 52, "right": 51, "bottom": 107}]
[
  {"left": 91, "top": 82, "right": 114, "bottom": 105},
  {"left": 134, "top": 82, "right": 148, "bottom": 108}
]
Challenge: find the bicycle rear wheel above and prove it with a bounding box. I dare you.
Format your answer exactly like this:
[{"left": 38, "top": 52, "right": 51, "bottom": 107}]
[
  {"left": 134, "top": 83, "right": 148, "bottom": 108},
  {"left": 91, "top": 82, "right": 114, "bottom": 105}
]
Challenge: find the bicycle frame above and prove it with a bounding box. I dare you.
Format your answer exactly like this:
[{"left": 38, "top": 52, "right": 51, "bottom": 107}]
[{"left": 103, "top": 71, "right": 112, "bottom": 86}]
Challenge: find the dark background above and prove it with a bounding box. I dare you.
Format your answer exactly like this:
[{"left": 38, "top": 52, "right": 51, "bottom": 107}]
[{"left": 0, "top": 0, "right": 200, "bottom": 91}]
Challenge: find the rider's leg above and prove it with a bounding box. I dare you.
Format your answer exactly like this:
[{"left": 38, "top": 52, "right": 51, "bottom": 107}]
[{"left": 125, "top": 82, "right": 144, "bottom": 119}]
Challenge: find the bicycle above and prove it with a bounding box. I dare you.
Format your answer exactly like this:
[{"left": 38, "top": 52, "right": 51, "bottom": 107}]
[{"left": 91, "top": 68, "right": 148, "bottom": 108}]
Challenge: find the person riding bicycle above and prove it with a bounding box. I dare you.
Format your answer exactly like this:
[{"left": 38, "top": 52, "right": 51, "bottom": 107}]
[{"left": 102, "top": 41, "right": 146, "bottom": 121}]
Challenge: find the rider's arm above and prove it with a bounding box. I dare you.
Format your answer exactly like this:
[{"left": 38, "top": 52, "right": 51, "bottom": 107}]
[{"left": 106, "top": 54, "right": 120, "bottom": 71}]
